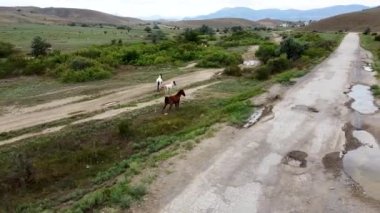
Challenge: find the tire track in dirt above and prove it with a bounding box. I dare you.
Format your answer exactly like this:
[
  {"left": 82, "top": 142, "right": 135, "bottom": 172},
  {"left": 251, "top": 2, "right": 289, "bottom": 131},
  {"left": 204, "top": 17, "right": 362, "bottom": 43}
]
[{"left": 0, "top": 82, "right": 219, "bottom": 146}]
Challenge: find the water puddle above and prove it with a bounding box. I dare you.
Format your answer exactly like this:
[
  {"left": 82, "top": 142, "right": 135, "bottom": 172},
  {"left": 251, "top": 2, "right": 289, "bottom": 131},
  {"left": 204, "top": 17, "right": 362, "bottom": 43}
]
[
  {"left": 282, "top": 151, "right": 308, "bottom": 168},
  {"left": 347, "top": 84, "right": 378, "bottom": 114},
  {"left": 244, "top": 107, "right": 264, "bottom": 128},
  {"left": 243, "top": 106, "right": 273, "bottom": 128},
  {"left": 343, "top": 130, "right": 380, "bottom": 200},
  {"left": 363, "top": 64, "right": 373, "bottom": 72},
  {"left": 243, "top": 60, "right": 260, "bottom": 67}
]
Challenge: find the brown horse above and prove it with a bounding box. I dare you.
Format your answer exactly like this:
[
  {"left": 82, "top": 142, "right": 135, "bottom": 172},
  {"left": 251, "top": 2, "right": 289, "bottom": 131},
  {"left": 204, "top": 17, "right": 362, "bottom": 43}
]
[{"left": 162, "top": 89, "right": 186, "bottom": 112}]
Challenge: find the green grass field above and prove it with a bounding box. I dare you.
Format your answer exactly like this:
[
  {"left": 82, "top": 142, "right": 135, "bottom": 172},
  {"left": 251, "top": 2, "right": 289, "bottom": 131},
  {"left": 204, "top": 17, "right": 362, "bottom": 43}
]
[{"left": 0, "top": 24, "right": 153, "bottom": 52}]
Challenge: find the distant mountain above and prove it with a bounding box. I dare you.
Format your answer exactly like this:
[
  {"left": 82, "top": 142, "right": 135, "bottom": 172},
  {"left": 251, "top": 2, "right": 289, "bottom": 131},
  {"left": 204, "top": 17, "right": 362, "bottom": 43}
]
[
  {"left": 0, "top": 7, "right": 145, "bottom": 25},
  {"left": 164, "top": 18, "right": 259, "bottom": 28},
  {"left": 306, "top": 6, "right": 380, "bottom": 32},
  {"left": 188, "top": 5, "right": 370, "bottom": 21}
]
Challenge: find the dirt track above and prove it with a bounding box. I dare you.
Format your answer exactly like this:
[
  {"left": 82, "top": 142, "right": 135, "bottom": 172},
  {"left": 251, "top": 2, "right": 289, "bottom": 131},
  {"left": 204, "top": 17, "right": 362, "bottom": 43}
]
[
  {"left": 0, "top": 69, "right": 221, "bottom": 133},
  {"left": 134, "top": 33, "right": 380, "bottom": 212}
]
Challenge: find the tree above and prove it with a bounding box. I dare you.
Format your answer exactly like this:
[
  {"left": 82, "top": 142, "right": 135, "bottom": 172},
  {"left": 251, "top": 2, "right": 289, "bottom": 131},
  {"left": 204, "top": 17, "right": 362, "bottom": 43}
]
[
  {"left": 280, "top": 38, "right": 306, "bottom": 60},
  {"left": 148, "top": 30, "right": 166, "bottom": 44},
  {"left": 181, "top": 28, "right": 200, "bottom": 43},
  {"left": 231, "top": 26, "right": 243, "bottom": 33},
  {"left": 144, "top": 26, "right": 152, "bottom": 33},
  {"left": 153, "top": 25, "right": 160, "bottom": 29},
  {"left": 31, "top": 36, "right": 51, "bottom": 57},
  {"left": 198, "top": 24, "right": 214, "bottom": 35},
  {"left": 363, "top": 27, "right": 371, "bottom": 35}
]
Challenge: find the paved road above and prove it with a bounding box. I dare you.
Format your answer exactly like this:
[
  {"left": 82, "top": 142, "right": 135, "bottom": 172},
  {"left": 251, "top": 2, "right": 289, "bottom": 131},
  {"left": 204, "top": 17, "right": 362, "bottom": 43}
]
[{"left": 136, "top": 33, "right": 380, "bottom": 212}]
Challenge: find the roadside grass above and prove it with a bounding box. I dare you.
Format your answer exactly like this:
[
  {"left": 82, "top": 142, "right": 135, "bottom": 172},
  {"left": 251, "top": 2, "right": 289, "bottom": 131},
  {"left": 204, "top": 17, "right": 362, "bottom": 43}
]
[
  {"left": 273, "top": 69, "right": 307, "bottom": 85},
  {"left": 361, "top": 34, "right": 380, "bottom": 97},
  {"left": 0, "top": 79, "right": 262, "bottom": 212},
  {"left": 361, "top": 34, "right": 380, "bottom": 76}
]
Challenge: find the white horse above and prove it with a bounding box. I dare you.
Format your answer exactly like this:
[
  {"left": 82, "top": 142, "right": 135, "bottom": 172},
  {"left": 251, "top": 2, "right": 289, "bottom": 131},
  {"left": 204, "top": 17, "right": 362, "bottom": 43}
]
[
  {"left": 156, "top": 74, "right": 163, "bottom": 92},
  {"left": 161, "top": 81, "right": 177, "bottom": 94}
]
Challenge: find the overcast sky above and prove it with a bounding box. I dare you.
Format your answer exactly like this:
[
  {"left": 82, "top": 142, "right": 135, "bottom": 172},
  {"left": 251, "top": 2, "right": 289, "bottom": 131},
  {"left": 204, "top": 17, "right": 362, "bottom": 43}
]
[{"left": 1, "top": 0, "right": 379, "bottom": 18}]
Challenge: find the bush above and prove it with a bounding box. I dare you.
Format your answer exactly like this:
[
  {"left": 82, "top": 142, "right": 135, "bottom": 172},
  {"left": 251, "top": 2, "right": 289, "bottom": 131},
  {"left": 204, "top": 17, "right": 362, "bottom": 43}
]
[
  {"left": 223, "top": 65, "right": 242, "bottom": 76},
  {"left": 69, "top": 57, "right": 94, "bottom": 70},
  {"left": 24, "top": 59, "right": 47, "bottom": 75},
  {"left": 61, "top": 67, "right": 111, "bottom": 83},
  {"left": 118, "top": 119, "right": 133, "bottom": 138},
  {"left": 121, "top": 50, "right": 140, "bottom": 64},
  {"left": 197, "top": 50, "right": 242, "bottom": 68},
  {"left": 0, "top": 41, "right": 15, "bottom": 58},
  {"left": 371, "top": 85, "right": 380, "bottom": 97},
  {"left": 256, "top": 43, "right": 278, "bottom": 64},
  {"left": 304, "top": 47, "right": 326, "bottom": 59},
  {"left": 255, "top": 65, "right": 271, "bottom": 80},
  {"left": 77, "top": 48, "right": 102, "bottom": 59},
  {"left": 280, "top": 38, "right": 306, "bottom": 60},
  {"left": 375, "top": 35, "right": 380, "bottom": 42},
  {"left": 363, "top": 27, "right": 371, "bottom": 35},
  {"left": 266, "top": 56, "right": 291, "bottom": 74}
]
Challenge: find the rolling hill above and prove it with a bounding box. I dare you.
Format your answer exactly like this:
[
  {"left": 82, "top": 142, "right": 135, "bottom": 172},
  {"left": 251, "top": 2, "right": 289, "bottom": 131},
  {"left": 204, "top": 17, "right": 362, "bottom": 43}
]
[
  {"left": 187, "top": 5, "right": 370, "bottom": 21},
  {"left": 306, "top": 6, "right": 380, "bottom": 32},
  {"left": 0, "top": 6, "right": 145, "bottom": 25},
  {"left": 164, "top": 18, "right": 260, "bottom": 28}
]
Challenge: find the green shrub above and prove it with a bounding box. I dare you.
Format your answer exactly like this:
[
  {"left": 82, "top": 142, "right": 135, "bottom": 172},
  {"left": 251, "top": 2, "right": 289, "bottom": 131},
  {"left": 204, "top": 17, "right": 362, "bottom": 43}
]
[
  {"left": 0, "top": 41, "right": 15, "bottom": 58},
  {"left": 223, "top": 65, "right": 242, "bottom": 76},
  {"left": 61, "top": 67, "right": 111, "bottom": 83},
  {"left": 280, "top": 38, "right": 306, "bottom": 60},
  {"left": 375, "top": 35, "right": 380, "bottom": 42},
  {"left": 197, "top": 50, "right": 242, "bottom": 68},
  {"left": 255, "top": 65, "right": 271, "bottom": 80},
  {"left": 24, "top": 59, "right": 47, "bottom": 75},
  {"left": 371, "top": 85, "right": 380, "bottom": 97},
  {"left": 77, "top": 48, "right": 102, "bottom": 59},
  {"left": 266, "top": 56, "right": 291, "bottom": 74},
  {"left": 256, "top": 43, "right": 278, "bottom": 64},
  {"left": 121, "top": 50, "right": 140, "bottom": 64},
  {"left": 118, "top": 119, "right": 133, "bottom": 138},
  {"left": 69, "top": 56, "right": 94, "bottom": 70},
  {"left": 363, "top": 27, "right": 371, "bottom": 35},
  {"left": 304, "top": 47, "right": 326, "bottom": 59}
]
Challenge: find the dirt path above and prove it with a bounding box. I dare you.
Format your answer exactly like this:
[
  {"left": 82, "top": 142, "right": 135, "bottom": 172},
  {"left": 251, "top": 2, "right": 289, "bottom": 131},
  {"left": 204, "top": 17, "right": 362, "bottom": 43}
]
[
  {"left": 0, "top": 69, "right": 221, "bottom": 133},
  {"left": 134, "top": 33, "right": 380, "bottom": 212},
  {"left": 0, "top": 82, "right": 218, "bottom": 146}
]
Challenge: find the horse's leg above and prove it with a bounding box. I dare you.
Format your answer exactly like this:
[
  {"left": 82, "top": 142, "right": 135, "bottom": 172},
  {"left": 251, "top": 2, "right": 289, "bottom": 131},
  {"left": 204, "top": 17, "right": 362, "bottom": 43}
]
[
  {"left": 169, "top": 104, "right": 173, "bottom": 111},
  {"left": 175, "top": 102, "right": 179, "bottom": 109},
  {"left": 157, "top": 82, "right": 159, "bottom": 92},
  {"left": 162, "top": 103, "right": 167, "bottom": 112}
]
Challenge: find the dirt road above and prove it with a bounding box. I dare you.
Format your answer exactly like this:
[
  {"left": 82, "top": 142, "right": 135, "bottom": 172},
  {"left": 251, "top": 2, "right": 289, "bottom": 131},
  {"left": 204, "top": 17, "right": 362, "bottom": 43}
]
[
  {"left": 0, "top": 69, "right": 221, "bottom": 133},
  {"left": 135, "top": 33, "right": 380, "bottom": 212}
]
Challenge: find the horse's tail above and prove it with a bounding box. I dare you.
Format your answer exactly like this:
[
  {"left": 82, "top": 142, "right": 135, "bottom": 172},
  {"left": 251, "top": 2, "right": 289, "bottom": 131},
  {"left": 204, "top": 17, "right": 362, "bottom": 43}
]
[{"left": 164, "top": 96, "right": 169, "bottom": 104}]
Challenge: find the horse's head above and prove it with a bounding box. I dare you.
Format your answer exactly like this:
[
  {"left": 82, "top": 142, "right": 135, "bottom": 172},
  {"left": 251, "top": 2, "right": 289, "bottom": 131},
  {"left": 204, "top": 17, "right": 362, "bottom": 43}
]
[{"left": 179, "top": 89, "right": 186, "bottom": 96}]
